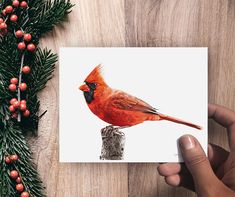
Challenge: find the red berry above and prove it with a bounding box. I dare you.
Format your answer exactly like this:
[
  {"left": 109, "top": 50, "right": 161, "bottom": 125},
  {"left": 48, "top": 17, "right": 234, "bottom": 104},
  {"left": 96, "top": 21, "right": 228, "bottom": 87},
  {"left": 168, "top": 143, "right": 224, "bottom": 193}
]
[
  {"left": 21, "top": 192, "right": 29, "bottom": 197},
  {"left": 0, "top": 22, "right": 7, "bottom": 29},
  {"left": 10, "top": 154, "right": 18, "bottom": 161},
  {"left": 10, "top": 14, "right": 18, "bottom": 22},
  {"left": 10, "top": 170, "right": 19, "bottom": 179},
  {"left": 10, "top": 77, "right": 18, "bottom": 84},
  {"left": 15, "top": 30, "right": 23, "bottom": 38},
  {"left": 20, "top": 103, "right": 27, "bottom": 111},
  {"left": 9, "top": 84, "right": 17, "bottom": 92},
  {"left": 23, "top": 33, "right": 31, "bottom": 42},
  {"left": 10, "top": 98, "right": 17, "bottom": 105},
  {"left": 9, "top": 105, "right": 15, "bottom": 112},
  {"left": 5, "top": 6, "right": 13, "bottom": 13},
  {"left": 19, "top": 83, "right": 27, "bottom": 91},
  {"left": 23, "top": 110, "right": 30, "bottom": 117},
  {"left": 22, "top": 66, "right": 30, "bottom": 74},
  {"left": 5, "top": 156, "right": 11, "bottom": 164},
  {"left": 16, "top": 183, "right": 24, "bottom": 192},
  {"left": 2, "top": 9, "right": 6, "bottom": 15},
  {"left": 13, "top": 101, "right": 20, "bottom": 108},
  {"left": 16, "top": 176, "right": 21, "bottom": 183},
  {"left": 18, "top": 42, "right": 26, "bottom": 50},
  {"left": 20, "top": 1, "right": 27, "bottom": 8},
  {"left": 12, "top": 0, "right": 20, "bottom": 7},
  {"left": 12, "top": 112, "right": 18, "bottom": 119},
  {"left": 0, "top": 18, "right": 3, "bottom": 23},
  {"left": 20, "top": 100, "right": 26, "bottom": 105},
  {"left": 27, "top": 43, "right": 36, "bottom": 52}
]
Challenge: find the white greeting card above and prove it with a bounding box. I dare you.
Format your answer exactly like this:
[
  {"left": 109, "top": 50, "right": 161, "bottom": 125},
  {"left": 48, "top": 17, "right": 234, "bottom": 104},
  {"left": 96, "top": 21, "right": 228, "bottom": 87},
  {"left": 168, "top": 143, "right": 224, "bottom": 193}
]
[{"left": 59, "top": 47, "right": 208, "bottom": 162}]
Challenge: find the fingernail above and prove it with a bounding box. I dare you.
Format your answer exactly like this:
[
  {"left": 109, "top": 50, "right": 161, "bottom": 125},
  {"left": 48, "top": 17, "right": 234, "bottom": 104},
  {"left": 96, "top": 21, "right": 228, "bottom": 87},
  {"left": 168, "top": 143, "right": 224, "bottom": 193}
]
[{"left": 179, "top": 135, "right": 195, "bottom": 150}]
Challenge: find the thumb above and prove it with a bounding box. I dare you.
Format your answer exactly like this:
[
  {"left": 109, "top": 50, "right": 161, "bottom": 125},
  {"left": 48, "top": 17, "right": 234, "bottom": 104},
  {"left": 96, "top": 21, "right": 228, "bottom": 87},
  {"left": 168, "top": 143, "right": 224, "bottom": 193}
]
[{"left": 179, "top": 135, "right": 220, "bottom": 193}]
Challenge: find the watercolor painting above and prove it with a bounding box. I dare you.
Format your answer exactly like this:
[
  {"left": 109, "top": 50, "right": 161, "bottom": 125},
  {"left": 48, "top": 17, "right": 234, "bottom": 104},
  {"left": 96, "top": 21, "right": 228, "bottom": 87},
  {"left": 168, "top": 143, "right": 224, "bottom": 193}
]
[{"left": 59, "top": 47, "right": 208, "bottom": 162}]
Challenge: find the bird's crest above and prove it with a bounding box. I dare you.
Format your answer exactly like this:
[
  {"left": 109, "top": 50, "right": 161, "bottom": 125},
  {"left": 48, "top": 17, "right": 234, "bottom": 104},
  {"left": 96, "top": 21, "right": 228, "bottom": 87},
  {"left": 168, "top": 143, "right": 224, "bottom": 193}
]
[{"left": 85, "top": 64, "right": 106, "bottom": 84}]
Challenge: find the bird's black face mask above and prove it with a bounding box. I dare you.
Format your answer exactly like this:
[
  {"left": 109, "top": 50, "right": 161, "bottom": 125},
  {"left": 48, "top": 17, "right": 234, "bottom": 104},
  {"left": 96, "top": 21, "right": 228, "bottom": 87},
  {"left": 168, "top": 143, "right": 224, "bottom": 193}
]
[{"left": 84, "top": 82, "right": 97, "bottom": 104}]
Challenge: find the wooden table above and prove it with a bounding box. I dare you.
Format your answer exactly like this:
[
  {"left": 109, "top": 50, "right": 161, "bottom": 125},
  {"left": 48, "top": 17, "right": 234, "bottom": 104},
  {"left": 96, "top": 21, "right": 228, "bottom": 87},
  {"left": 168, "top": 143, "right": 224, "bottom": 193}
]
[{"left": 30, "top": 0, "right": 235, "bottom": 196}]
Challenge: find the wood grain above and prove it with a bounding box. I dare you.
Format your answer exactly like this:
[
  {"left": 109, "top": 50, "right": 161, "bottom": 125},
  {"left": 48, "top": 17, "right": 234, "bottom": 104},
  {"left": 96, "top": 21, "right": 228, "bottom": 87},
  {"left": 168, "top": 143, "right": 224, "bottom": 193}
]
[{"left": 27, "top": 0, "right": 235, "bottom": 196}]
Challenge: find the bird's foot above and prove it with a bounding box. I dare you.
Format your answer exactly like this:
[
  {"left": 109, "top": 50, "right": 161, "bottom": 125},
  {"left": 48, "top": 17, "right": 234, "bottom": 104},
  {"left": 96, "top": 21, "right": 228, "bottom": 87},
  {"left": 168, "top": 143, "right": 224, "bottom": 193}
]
[{"left": 101, "top": 125, "right": 124, "bottom": 137}]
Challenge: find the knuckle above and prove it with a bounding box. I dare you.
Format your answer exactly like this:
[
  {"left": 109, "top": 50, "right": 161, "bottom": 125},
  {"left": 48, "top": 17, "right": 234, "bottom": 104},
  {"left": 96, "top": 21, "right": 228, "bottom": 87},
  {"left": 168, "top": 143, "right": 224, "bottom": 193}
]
[{"left": 186, "top": 154, "right": 208, "bottom": 167}]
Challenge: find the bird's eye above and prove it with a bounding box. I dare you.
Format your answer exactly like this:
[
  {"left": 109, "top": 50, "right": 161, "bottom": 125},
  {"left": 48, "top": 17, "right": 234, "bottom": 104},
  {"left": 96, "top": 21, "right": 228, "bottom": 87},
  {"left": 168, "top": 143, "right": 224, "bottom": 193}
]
[
  {"left": 85, "top": 81, "right": 97, "bottom": 90},
  {"left": 89, "top": 83, "right": 97, "bottom": 90}
]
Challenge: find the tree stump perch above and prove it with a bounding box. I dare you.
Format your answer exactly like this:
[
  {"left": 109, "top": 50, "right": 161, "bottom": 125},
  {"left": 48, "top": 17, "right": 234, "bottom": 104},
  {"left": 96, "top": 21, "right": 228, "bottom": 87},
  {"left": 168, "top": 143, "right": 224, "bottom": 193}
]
[{"left": 100, "top": 125, "right": 125, "bottom": 160}]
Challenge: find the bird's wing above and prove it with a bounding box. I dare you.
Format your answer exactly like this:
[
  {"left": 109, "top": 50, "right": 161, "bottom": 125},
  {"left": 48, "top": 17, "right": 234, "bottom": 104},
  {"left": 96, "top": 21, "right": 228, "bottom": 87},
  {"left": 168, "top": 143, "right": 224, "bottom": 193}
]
[{"left": 109, "top": 91, "right": 158, "bottom": 114}]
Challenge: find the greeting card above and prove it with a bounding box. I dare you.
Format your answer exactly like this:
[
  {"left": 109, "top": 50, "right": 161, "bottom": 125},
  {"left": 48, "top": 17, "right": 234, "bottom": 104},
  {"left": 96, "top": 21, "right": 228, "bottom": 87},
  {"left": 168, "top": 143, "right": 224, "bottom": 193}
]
[{"left": 60, "top": 47, "right": 207, "bottom": 162}]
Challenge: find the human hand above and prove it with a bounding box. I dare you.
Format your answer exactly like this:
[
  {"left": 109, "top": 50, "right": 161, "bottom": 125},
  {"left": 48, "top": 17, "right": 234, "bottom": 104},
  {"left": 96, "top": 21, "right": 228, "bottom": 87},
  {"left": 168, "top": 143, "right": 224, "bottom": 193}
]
[{"left": 157, "top": 103, "right": 235, "bottom": 197}]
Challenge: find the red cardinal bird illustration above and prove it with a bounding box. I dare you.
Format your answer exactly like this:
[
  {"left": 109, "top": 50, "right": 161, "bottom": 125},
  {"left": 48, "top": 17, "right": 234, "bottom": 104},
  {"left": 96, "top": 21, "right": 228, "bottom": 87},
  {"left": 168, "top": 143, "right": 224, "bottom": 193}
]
[{"left": 79, "top": 65, "right": 202, "bottom": 130}]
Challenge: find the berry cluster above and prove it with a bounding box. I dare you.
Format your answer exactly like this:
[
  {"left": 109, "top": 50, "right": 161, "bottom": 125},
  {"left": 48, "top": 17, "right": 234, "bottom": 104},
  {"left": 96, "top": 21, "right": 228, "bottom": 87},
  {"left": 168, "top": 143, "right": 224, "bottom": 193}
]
[
  {"left": 5, "top": 155, "right": 29, "bottom": 197},
  {"left": 9, "top": 97, "right": 30, "bottom": 118},
  {"left": 16, "top": 30, "right": 36, "bottom": 51},
  {"left": 9, "top": 77, "right": 27, "bottom": 92},
  {"left": 0, "top": 0, "right": 36, "bottom": 51},
  {"left": 1, "top": 0, "right": 37, "bottom": 121},
  {"left": 0, "top": 0, "right": 28, "bottom": 36},
  {"left": 8, "top": 62, "right": 31, "bottom": 119}
]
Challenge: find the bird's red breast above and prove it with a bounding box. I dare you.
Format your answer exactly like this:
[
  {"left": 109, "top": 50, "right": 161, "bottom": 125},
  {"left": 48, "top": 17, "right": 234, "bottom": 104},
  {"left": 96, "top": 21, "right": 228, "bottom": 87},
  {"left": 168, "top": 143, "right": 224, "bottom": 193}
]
[{"left": 79, "top": 65, "right": 202, "bottom": 130}]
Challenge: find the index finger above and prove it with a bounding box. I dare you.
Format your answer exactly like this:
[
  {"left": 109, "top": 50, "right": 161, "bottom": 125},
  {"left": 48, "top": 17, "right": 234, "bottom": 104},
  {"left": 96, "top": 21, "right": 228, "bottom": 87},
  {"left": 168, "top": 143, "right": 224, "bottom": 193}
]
[{"left": 208, "top": 103, "right": 235, "bottom": 151}]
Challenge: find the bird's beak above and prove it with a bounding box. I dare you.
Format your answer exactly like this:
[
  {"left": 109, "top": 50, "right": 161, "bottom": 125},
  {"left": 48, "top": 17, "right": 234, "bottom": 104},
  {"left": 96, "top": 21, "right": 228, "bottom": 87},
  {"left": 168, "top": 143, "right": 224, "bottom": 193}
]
[{"left": 79, "top": 84, "right": 90, "bottom": 92}]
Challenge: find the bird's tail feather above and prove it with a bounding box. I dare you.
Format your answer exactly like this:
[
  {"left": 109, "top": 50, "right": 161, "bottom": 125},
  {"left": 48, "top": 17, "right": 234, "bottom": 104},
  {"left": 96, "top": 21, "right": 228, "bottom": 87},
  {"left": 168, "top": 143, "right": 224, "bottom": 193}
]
[{"left": 150, "top": 113, "right": 202, "bottom": 130}]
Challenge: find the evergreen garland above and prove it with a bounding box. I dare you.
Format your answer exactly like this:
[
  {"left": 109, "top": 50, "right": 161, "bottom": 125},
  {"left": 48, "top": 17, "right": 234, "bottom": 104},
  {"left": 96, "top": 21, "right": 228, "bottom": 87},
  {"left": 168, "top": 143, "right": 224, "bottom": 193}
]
[{"left": 0, "top": 0, "right": 73, "bottom": 196}]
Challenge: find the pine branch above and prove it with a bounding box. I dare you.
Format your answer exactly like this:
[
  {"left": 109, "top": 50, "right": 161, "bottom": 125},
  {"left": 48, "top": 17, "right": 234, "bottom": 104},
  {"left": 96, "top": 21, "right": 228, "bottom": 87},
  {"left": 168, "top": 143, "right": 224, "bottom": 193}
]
[
  {"left": 26, "top": 0, "right": 73, "bottom": 37},
  {"left": 0, "top": 0, "right": 73, "bottom": 195},
  {"left": 19, "top": 48, "right": 57, "bottom": 134},
  {"left": 0, "top": 122, "right": 46, "bottom": 197},
  {"left": 28, "top": 48, "right": 57, "bottom": 96},
  {"left": 0, "top": 35, "right": 20, "bottom": 82}
]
